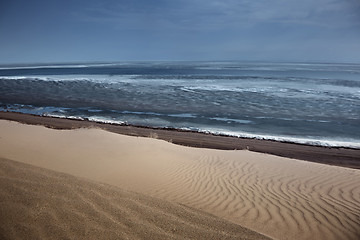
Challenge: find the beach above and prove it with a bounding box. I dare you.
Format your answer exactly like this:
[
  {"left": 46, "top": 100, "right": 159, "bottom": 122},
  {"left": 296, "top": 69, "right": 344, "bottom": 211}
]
[
  {"left": 0, "top": 113, "right": 359, "bottom": 239},
  {"left": 1, "top": 0, "right": 360, "bottom": 238}
]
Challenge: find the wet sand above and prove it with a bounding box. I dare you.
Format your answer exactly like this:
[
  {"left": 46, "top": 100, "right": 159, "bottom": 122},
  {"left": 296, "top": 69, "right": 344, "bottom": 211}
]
[
  {"left": 0, "top": 118, "right": 359, "bottom": 240},
  {"left": 1, "top": 111, "right": 359, "bottom": 169}
]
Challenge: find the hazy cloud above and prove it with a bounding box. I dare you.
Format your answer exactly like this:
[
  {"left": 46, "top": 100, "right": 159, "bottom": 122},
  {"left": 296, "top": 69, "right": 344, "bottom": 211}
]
[
  {"left": 74, "top": 0, "right": 360, "bottom": 29},
  {"left": 0, "top": 0, "right": 359, "bottom": 63}
]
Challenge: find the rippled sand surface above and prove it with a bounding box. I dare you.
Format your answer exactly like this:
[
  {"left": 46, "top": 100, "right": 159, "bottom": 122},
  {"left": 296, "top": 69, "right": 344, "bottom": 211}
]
[
  {"left": 0, "top": 158, "right": 268, "bottom": 240},
  {"left": 0, "top": 120, "right": 359, "bottom": 240}
]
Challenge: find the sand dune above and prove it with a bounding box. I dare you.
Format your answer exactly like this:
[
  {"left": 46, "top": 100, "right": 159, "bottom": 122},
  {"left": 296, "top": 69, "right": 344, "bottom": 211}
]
[
  {"left": 150, "top": 151, "right": 360, "bottom": 240},
  {"left": 0, "top": 158, "right": 269, "bottom": 240},
  {"left": 0, "top": 120, "right": 359, "bottom": 240}
]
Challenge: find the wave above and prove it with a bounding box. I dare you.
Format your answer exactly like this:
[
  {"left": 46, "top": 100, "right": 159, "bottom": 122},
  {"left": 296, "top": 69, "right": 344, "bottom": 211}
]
[
  {"left": 44, "top": 113, "right": 125, "bottom": 125},
  {"left": 2, "top": 73, "right": 360, "bottom": 91},
  {"left": 1, "top": 61, "right": 359, "bottom": 151},
  {"left": 193, "top": 62, "right": 360, "bottom": 73},
  {"left": 0, "top": 62, "right": 126, "bottom": 70},
  {"left": 168, "top": 113, "right": 197, "bottom": 118},
  {"left": 2, "top": 76, "right": 358, "bottom": 101},
  {"left": 1, "top": 107, "right": 359, "bottom": 149},
  {"left": 0, "top": 75, "right": 139, "bottom": 84},
  {"left": 209, "top": 117, "right": 253, "bottom": 124},
  {"left": 0, "top": 106, "right": 200, "bottom": 122},
  {"left": 197, "top": 128, "right": 360, "bottom": 149}
]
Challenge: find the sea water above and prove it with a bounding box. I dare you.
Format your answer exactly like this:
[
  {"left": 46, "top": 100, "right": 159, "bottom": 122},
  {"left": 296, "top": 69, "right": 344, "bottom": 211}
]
[{"left": 0, "top": 62, "right": 359, "bottom": 148}]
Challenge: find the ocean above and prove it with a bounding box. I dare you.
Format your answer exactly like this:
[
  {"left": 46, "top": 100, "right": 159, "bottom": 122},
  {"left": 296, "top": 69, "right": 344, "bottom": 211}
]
[{"left": 0, "top": 62, "right": 359, "bottom": 148}]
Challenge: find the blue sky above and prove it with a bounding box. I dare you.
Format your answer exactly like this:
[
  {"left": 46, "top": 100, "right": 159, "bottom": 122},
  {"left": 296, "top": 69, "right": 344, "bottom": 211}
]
[{"left": 1, "top": 0, "right": 359, "bottom": 63}]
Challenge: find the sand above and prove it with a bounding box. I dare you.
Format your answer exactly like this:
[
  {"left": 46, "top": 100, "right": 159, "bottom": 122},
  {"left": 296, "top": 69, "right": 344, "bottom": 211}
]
[
  {"left": 0, "top": 158, "right": 267, "bottom": 240},
  {"left": 1, "top": 112, "right": 359, "bottom": 169},
  {"left": 0, "top": 119, "right": 359, "bottom": 239}
]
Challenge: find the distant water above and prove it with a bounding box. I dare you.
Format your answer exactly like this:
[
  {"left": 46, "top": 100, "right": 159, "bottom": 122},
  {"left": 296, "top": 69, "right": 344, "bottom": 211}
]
[{"left": 0, "top": 62, "right": 359, "bottom": 148}]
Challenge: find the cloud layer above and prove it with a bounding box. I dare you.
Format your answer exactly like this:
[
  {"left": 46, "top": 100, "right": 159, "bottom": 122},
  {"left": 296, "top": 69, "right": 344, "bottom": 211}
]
[{"left": 0, "top": 0, "right": 359, "bottom": 63}]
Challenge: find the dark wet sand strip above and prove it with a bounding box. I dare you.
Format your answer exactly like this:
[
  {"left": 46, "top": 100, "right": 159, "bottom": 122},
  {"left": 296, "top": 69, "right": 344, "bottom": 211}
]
[{"left": 1, "top": 111, "right": 359, "bottom": 169}]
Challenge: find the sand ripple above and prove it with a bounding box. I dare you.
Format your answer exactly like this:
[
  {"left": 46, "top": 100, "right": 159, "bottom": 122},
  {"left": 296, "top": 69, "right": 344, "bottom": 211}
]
[
  {"left": 149, "top": 150, "right": 360, "bottom": 240},
  {"left": 0, "top": 158, "right": 269, "bottom": 240},
  {"left": 0, "top": 121, "right": 359, "bottom": 240}
]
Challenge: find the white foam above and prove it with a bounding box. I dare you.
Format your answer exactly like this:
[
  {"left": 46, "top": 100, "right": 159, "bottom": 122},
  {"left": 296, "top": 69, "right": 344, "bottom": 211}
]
[
  {"left": 43, "top": 113, "right": 67, "bottom": 118},
  {"left": 87, "top": 116, "right": 124, "bottom": 125},
  {"left": 87, "top": 109, "right": 103, "bottom": 113},
  {"left": 121, "top": 111, "right": 163, "bottom": 116},
  {"left": 198, "top": 128, "right": 360, "bottom": 149},
  {"left": 0, "top": 63, "right": 125, "bottom": 70},
  {"left": 0, "top": 74, "right": 139, "bottom": 84},
  {"left": 63, "top": 115, "right": 84, "bottom": 120},
  {"left": 210, "top": 117, "right": 252, "bottom": 124},
  {"left": 168, "top": 113, "right": 197, "bottom": 118},
  {"left": 180, "top": 85, "right": 287, "bottom": 94}
]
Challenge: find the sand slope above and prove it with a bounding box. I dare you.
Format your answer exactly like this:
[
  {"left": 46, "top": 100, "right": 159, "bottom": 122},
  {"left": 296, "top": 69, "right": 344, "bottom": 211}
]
[
  {"left": 0, "top": 158, "right": 269, "bottom": 240},
  {"left": 151, "top": 151, "right": 360, "bottom": 240},
  {"left": 0, "top": 120, "right": 359, "bottom": 240}
]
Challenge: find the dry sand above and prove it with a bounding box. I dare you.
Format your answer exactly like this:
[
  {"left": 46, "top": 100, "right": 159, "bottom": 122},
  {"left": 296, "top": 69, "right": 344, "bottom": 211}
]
[
  {"left": 0, "top": 120, "right": 359, "bottom": 240},
  {"left": 0, "top": 158, "right": 267, "bottom": 240}
]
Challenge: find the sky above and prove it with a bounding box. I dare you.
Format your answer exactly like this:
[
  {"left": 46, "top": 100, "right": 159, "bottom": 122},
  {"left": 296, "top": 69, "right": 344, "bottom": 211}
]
[{"left": 0, "top": 0, "right": 360, "bottom": 64}]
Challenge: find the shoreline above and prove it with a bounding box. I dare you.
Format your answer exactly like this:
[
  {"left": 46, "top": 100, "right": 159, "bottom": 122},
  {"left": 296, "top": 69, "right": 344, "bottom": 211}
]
[{"left": 1, "top": 111, "right": 359, "bottom": 169}]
